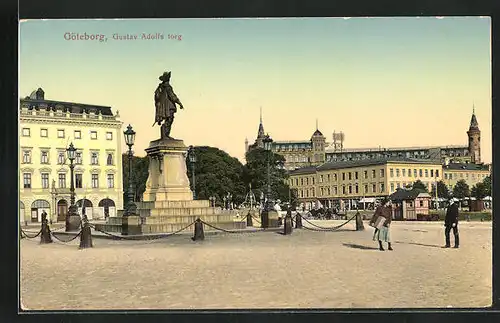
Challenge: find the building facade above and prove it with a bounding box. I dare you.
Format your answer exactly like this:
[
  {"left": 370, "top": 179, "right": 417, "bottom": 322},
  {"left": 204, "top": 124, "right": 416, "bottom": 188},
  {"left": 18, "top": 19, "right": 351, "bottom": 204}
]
[
  {"left": 19, "top": 88, "right": 124, "bottom": 223},
  {"left": 246, "top": 109, "right": 482, "bottom": 169},
  {"left": 288, "top": 158, "right": 443, "bottom": 210},
  {"left": 442, "top": 162, "right": 490, "bottom": 192}
]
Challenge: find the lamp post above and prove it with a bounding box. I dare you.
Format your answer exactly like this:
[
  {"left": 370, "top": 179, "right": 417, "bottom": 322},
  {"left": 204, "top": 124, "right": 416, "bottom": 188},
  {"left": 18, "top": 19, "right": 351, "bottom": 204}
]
[
  {"left": 123, "top": 124, "right": 137, "bottom": 216},
  {"left": 262, "top": 135, "right": 273, "bottom": 228},
  {"left": 65, "top": 143, "right": 80, "bottom": 231},
  {"left": 188, "top": 145, "right": 197, "bottom": 199}
]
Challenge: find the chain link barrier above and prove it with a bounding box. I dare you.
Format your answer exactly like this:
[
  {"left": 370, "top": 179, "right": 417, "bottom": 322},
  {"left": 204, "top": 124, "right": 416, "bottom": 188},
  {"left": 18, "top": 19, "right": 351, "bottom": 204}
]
[
  {"left": 50, "top": 230, "right": 82, "bottom": 243},
  {"left": 20, "top": 228, "right": 42, "bottom": 239},
  {"left": 200, "top": 219, "right": 265, "bottom": 234},
  {"left": 87, "top": 221, "right": 197, "bottom": 241},
  {"left": 297, "top": 213, "right": 357, "bottom": 232}
]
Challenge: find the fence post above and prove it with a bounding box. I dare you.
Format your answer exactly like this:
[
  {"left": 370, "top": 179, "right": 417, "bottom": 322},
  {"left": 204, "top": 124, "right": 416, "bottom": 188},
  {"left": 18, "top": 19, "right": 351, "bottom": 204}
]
[
  {"left": 246, "top": 211, "right": 253, "bottom": 227},
  {"left": 284, "top": 213, "right": 293, "bottom": 235},
  {"left": 295, "top": 212, "right": 303, "bottom": 229},
  {"left": 40, "top": 212, "right": 53, "bottom": 244},
  {"left": 355, "top": 211, "right": 365, "bottom": 231},
  {"left": 79, "top": 220, "right": 93, "bottom": 249},
  {"left": 192, "top": 218, "right": 205, "bottom": 241}
]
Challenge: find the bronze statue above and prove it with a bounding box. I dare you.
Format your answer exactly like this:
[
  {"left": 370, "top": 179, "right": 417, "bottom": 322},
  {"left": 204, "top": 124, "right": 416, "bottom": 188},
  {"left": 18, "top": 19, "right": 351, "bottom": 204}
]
[{"left": 153, "top": 71, "right": 184, "bottom": 139}]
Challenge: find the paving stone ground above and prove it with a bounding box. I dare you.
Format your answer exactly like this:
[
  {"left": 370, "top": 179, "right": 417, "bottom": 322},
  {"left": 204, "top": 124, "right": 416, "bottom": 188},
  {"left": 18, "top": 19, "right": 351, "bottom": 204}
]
[{"left": 20, "top": 220, "right": 492, "bottom": 310}]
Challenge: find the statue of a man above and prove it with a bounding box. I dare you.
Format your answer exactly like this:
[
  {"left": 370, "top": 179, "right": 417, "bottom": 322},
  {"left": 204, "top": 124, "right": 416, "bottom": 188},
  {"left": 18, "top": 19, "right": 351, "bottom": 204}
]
[{"left": 153, "top": 71, "right": 184, "bottom": 139}]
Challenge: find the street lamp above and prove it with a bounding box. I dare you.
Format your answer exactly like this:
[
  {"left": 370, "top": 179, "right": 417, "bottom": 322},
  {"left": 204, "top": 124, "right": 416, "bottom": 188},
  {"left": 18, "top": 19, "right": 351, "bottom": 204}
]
[
  {"left": 188, "top": 145, "right": 197, "bottom": 199},
  {"left": 65, "top": 142, "right": 80, "bottom": 231},
  {"left": 262, "top": 134, "right": 273, "bottom": 228},
  {"left": 123, "top": 124, "right": 137, "bottom": 216}
]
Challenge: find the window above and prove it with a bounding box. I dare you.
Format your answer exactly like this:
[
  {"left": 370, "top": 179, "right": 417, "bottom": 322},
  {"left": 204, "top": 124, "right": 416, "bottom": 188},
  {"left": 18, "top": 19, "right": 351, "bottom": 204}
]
[
  {"left": 327, "top": 174, "right": 330, "bottom": 182},
  {"left": 396, "top": 169, "right": 400, "bottom": 177},
  {"left": 58, "top": 173, "right": 66, "bottom": 188},
  {"left": 22, "top": 150, "right": 31, "bottom": 163},
  {"left": 342, "top": 186, "right": 346, "bottom": 195},
  {"left": 312, "top": 178, "right": 315, "bottom": 185},
  {"left": 40, "top": 128, "right": 48, "bottom": 137},
  {"left": 74, "top": 130, "right": 82, "bottom": 139},
  {"left": 40, "top": 151, "right": 49, "bottom": 164},
  {"left": 380, "top": 169, "right": 385, "bottom": 177},
  {"left": 425, "top": 169, "right": 429, "bottom": 177},
  {"left": 390, "top": 168, "right": 394, "bottom": 177},
  {"left": 419, "top": 169, "right": 423, "bottom": 177},
  {"left": 408, "top": 169, "right": 412, "bottom": 177},
  {"left": 22, "top": 128, "right": 30, "bottom": 137},
  {"left": 380, "top": 183, "right": 385, "bottom": 193},
  {"left": 75, "top": 152, "right": 82, "bottom": 165},
  {"left": 419, "top": 200, "right": 424, "bottom": 207},
  {"left": 106, "top": 132, "right": 113, "bottom": 140},
  {"left": 57, "top": 129, "right": 65, "bottom": 138},
  {"left": 402, "top": 169, "right": 406, "bottom": 177},
  {"left": 348, "top": 185, "right": 352, "bottom": 194},
  {"left": 348, "top": 172, "right": 352, "bottom": 180},
  {"left": 91, "top": 152, "right": 99, "bottom": 165},
  {"left": 355, "top": 185, "right": 359, "bottom": 194},
  {"left": 333, "top": 174, "right": 337, "bottom": 181},
  {"left": 390, "top": 183, "right": 394, "bottom": 192},
  {"left": 430, "top": 169, "right": 434, "bottom": 177},
  {"left": 342, "top": 173, "right": 346, "bottom": 181},
  {"left": 355, "top": 172, "right": 359, "bottom": 180},
  {"left": 414, "top": 169, "right": 417, "bottom": 177},
  {"left": 301, "top": 178, "right": 304, "bottom": 186},
  {"left": 91, "top": 174, "right": 99, "bottom": 188},
  {"left": 306, "top": 178, "right": 309, "bottom": 185},
  {"left": 364, "top": 184, "right": 368, "bottom": 193},
  {"left": 57, "top": 151, "right": 65, "bottom": 164},
  {"left": 90, "top": 131, "right": 97, "bottom": 139},
  {"left": 23, "top": 173, "right": 31, "bottom": 189},
  {"left": 107, "top": 153, "right": 113, "bottom": 165},
  {"left": 396, "top": 183, "right": 401, "bottom": 189},
  {"left": 372, "top": 184, "right": 377, "bottom": 193},
  {"left": 295, "top": 178, "right": 298, "bottom": 186},
  {"left": 75, "top": 174, "right": 83, "bottom": 188},
  {"left": 41, "top": 173, "right": 49, "bottom": 189},
  {"left": 334, "top": 186, "right": 338, "bottom": 195},
  {"left": 436, "top": 170, "right": 439, "bottom": 177},
  {"left": 372, "top": 170, "right": 376, "bottom": 178},
  {"left": 364, "top": 170, "right": 368, "bottom": 179}
]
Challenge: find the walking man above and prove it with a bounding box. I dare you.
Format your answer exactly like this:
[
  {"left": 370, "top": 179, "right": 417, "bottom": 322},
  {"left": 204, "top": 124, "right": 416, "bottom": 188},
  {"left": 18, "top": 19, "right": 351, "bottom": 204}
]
[{"left": 444, "top": 198, "right": 459, "bottom": 248}]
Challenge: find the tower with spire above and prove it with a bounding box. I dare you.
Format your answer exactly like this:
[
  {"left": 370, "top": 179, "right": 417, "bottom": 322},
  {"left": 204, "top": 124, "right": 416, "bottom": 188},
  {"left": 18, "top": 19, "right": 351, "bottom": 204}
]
[
  {"left": 254, "top": 107, "right": 267, "bottom": 149},
  {"left": 467, "top": 104, "right": 481, "bottom": 164},
  {"left": 311, "top": 119, "right": 326, "bottom": 163}
]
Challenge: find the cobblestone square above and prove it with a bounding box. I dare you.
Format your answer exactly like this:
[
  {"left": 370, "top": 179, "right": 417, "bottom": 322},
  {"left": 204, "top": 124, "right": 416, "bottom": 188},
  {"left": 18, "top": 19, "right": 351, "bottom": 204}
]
[{"left": 20, "top": 221, "right": 492, "bottom": 310}]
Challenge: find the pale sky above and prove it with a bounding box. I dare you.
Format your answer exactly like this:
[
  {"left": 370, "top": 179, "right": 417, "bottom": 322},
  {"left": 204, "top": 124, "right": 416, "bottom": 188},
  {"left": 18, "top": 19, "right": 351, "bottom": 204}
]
[{"left": 19, "top": 17, "right": 492, "bottom": 163}]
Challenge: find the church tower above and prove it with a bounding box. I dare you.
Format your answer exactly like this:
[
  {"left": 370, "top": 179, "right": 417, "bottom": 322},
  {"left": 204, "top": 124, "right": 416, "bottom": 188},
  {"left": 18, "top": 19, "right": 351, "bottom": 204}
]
[
  {"left": 311, "top": 119, "right": 326, "bottom": 164},
  {"left": 255, "top": 107, "right": 266, "bottom": 149},
  {"left": 467, "top": 105, "right": 481, "bottom": 164}
]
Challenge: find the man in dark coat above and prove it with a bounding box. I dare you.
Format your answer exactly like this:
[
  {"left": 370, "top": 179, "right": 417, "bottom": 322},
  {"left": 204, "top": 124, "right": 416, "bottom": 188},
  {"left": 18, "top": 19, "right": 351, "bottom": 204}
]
[
  {"left": 444, "top": 198, "right": 459, "bottom": 248},
  {"left": 154, "top": 71, "right": 184, "bottom": 139}
]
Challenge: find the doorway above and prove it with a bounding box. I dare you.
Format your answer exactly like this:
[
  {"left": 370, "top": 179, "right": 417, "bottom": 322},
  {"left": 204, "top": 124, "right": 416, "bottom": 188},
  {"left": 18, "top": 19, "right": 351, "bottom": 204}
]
[{"left": 57, "top": 199, "right": 68, "bottom": 222}]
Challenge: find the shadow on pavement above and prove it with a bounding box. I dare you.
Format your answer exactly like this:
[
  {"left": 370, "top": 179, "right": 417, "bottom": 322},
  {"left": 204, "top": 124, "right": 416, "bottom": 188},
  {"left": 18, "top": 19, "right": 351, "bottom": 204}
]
[
  {"left": 342, "top": 243, "right": 379, "bottom": 250},
  {"left": 393, "top": 240, "right": 442, "bottom": 248}
]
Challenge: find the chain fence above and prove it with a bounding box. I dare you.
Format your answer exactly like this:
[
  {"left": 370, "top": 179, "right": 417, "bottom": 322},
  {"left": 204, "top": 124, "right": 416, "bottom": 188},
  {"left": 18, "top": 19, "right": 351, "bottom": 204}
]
[
  {"left": 20, "top": 228, "right": 42, "bottom": 239},
  {"left": 87, "top": 221, "right": 197, "bottom": 241},
  {"left": 296, "top": 213, "right": 357, "bottom": 232},
  {"left": 200, "top": 220, "right": 265, "bottom": 234}
]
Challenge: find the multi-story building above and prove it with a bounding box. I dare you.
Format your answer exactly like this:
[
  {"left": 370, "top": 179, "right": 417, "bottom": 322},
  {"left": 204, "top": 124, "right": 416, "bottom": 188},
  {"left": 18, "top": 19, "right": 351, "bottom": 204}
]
[
  {"left": 245, "top": 113, "right": 326, "bottom": 170},
  {"left": 19, "top": 88, "right": 124, "bottom": 223},
  {"left": 289, "top": 158, "right": 443, "bottom": 210},
  {"left": 246, "top": 109, "right": 482, "bottom": 168},
  {"left": 442, "top": 162, "right": 490, "bottom": 191}
]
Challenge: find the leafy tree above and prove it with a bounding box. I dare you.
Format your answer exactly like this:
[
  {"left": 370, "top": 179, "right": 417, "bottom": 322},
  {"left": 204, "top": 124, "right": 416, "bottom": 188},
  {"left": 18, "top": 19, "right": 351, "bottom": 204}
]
[
  {"left": 430, "top": 180, "right": 450, "bottom": 198},
  {"left": 482, "top": 175, "right": 491, "bottom": 197},
  {"left": 411, "top": 179, "right": 428, "bottom": 193},
  {"left": 243, "top": 148, "right": 292, "bottom": 203},
  {"left": 186, "top": 146, "right": 247, "bottom": 205},
  {"left": 122, "top": 154, "right": 150, "bottom": 203},
  {"left": 471, "top": 182, "right": 488, "bottom": 201},
  {"left": 452, "top": 179, "right": 470, "bottom": 199}
]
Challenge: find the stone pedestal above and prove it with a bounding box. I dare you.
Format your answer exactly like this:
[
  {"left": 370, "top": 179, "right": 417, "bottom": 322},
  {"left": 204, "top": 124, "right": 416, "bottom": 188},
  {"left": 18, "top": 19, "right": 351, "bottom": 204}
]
[
  {"left": 121, "top": 215, "right": 142, "bottom": 235},
  {"left": 143, "top": 138, "right": 193, "bottom": 202}
]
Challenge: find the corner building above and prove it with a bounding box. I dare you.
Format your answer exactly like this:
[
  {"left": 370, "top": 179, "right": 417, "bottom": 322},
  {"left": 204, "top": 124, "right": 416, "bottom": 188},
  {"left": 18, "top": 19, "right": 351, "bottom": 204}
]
[{"left": 19, "top": 88, "right": 124, "bottom": 223}]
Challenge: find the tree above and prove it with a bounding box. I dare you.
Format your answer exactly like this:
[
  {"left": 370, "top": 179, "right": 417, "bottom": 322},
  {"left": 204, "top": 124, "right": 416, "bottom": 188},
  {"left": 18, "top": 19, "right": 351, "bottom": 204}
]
[
  {"left": 482, "top": 174, "right": 491, "bottom": 197},
  {"left": 411, "top": 179, "right": 428, "bottom": 193},
  {"left": 243, "top": 148, "right": 292, "bottom": 204},
  {"left": 471, "top": 182, "right": 488, "bottom": 201},
  {"left": 452, "top": 179, "right": 470, "bottom": 199},
  {"left": 185, "top": 146, "right": 247, "bottom": 205},
  {"left": 122, "top": 154, "right": 150, "bottom": 203},
  {"left": 430, "top": 180, "right": 450, "bottom": 198}
]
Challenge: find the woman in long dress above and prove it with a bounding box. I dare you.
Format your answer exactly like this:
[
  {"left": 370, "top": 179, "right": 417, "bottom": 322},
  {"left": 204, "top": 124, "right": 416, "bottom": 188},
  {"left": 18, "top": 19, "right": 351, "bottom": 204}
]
[{"left": 369, "top": 198, "right": 393, "bottom": 251}]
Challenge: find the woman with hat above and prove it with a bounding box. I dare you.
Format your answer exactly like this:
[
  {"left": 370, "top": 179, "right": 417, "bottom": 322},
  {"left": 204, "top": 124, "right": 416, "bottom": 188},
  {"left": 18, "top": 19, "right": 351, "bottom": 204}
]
[{"left": 369, "top": 197, "right": 393, "bottom": 251}]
